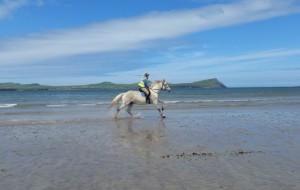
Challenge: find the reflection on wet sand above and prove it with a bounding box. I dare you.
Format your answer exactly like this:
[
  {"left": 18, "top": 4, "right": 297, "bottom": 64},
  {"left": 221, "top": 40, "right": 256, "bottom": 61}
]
[
  {"left": 112, "top": 118, "right": 167, "bottom": 160},
  {"left": 1, "top": 106, "right": 300, "bottom": 190}
]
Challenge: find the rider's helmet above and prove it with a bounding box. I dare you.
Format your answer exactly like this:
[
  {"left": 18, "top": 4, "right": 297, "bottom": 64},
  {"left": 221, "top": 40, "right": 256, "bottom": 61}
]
[{"left": 144, "top": 73, "right": 149, "bottom": 77}]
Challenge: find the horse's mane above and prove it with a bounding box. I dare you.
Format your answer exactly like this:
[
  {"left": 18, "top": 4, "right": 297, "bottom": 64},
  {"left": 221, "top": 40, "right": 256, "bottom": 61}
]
[{"left": 150, "top": 80, "right": 163, "bottom": 88}]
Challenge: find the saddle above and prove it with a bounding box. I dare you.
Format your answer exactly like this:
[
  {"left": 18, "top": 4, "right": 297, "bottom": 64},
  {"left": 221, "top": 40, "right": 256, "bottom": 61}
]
[
  {"left": 139, "top": 88, "right": 146, "bottom": 96},
  {"left": 139, "top": 88, "right": 151, "bottom": 104}
]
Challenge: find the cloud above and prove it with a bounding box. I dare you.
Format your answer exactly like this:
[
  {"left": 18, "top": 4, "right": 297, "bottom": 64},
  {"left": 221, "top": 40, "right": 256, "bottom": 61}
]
[
  {"left": 0, "top": 0, "right": 27, "bottom": 19},
  {"left": 100, "top": 48, "right": 300, "bottom": 85},
  {"left": 0, "top": 0, "right": 45, "bottom": 19},
  {"left": 2, "top": 47, "right": 299, "bottom": 86},
  {"left": 1, "top": 0, "right": 300, "bottom": 67}
]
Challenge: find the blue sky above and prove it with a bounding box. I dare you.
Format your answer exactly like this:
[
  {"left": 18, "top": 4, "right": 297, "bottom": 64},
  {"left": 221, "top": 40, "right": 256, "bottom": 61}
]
[{"left": 1, "top": 0, "right": 300, "bottom": 87}]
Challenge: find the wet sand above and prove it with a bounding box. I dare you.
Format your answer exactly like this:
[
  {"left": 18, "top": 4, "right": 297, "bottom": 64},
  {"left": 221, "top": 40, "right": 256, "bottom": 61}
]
[{"left": 1, "top": 105, "right": 300, "bottom": 190}]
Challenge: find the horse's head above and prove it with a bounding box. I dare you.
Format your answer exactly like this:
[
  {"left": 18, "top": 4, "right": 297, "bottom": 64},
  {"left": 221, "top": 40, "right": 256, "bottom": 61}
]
[
  {"left": 151, "top": 79, "right": 171, "bottom": 93},
  {"left": 161, "top": 79, "right": 171, "bottom": 92}
]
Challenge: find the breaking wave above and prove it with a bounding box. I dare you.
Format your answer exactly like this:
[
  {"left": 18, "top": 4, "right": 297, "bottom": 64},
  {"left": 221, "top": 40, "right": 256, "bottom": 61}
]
[{"left": 0, "top": 104, "right": 17, "bottom": 108}]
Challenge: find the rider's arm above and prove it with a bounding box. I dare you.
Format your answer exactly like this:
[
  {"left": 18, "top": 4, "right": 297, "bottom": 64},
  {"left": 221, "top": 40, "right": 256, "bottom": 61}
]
[{"left": 143, "top": 79, "right": 149, "bottom": 88}]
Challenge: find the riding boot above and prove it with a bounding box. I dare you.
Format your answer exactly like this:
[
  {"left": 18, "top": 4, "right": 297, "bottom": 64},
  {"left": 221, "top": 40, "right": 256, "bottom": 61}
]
[{"left": 146, "top": 96, "right": 151, "bottom": 104}]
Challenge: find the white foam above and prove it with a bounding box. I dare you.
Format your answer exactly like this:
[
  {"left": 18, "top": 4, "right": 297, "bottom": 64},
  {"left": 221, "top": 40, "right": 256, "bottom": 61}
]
[
  {"left": 133, "top": 112, "right": 143, "bottom": 119},
  {"left": 164, "top": 99, "right": 258, "bottom": 104},
  {"left": 79, "top": 103, "right": 98, "bottom": 106},
  {"left": 97, "top": 102, "right": 110, "bottom": 105},
  {"left": 46, "top": 104, "right": 67, "bottom": 107},
  {"left": 164, "top": 101, "right": 181, "bottom": 104},
  {"left": 0, "top": 104, "right": 17, "bottom": 108}
]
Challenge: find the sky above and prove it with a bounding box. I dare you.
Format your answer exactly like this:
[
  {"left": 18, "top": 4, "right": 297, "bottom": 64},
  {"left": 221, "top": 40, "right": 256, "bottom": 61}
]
[{"left": 1, "top": 0, "right": 300, "bottom": 87}]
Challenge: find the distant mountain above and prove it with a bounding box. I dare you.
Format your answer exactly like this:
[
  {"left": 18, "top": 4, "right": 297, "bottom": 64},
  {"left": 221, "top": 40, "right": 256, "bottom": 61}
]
[
  {"left": 171, "top": 78, "right": 227, "bottom": 88},
  {"left": 0, "top": 78, "right": 227, "bottom": 91},
  {"left": 65, "top": 81, "right": 137, "bottom": 90},
  {"left": 0, "top": 82, "right": 50, "bottom": 91}
]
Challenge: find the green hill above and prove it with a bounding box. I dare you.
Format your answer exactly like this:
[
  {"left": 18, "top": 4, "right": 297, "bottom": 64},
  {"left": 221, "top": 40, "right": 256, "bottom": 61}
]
[
  {"left": 171, "top": 78, "right": 227, "bottom": 88},
  {"left": 0, "top": 82, "right": 50, "bottom": 91},
  {"left": 0, "top": 78, "right": 227, "bottom": 91}
]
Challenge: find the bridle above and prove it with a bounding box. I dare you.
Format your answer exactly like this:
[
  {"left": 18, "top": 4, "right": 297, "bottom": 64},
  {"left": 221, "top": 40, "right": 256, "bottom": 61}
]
[{"left": 150, "top": 82, "right": 169, "bottom": 94}]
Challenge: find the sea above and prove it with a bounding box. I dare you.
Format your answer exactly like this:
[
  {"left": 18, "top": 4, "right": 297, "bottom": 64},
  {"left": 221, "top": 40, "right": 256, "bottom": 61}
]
[
  {"left": 1, "top": 87, "right": 300, "bottom": 124},
  {"left": 1, "top": 87, "right": 299, "bottom": 110}
]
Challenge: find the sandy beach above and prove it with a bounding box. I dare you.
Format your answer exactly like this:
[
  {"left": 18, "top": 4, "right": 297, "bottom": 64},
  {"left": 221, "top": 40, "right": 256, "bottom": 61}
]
[{"left": 0, "top": 103, "right": 300, "bottom": 190}]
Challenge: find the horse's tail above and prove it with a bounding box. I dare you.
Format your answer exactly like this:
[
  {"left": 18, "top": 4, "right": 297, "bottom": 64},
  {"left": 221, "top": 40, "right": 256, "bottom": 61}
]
[{"left": 110, "top": 93, "right": 125, "bottom": 108}]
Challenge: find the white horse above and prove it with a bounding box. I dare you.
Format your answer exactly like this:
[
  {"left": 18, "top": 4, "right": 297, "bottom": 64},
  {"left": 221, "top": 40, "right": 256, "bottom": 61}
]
[{"left": 110, "top": 80, "right": 171, "bottom": 118}]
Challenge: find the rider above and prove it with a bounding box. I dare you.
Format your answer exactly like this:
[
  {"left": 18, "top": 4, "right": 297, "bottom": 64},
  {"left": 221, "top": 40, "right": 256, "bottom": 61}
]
[{"left": 138, "top": 73, "right": 151, "bottom": 104}]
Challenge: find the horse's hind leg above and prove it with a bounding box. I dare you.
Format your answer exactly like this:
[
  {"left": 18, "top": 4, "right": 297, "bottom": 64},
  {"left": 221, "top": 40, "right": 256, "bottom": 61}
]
[
  {"left": 115, "top": 103, "right": 126, "bottom": 119},
  {"left": 126, "top": 102, "right": 133, "bottom": 117}
]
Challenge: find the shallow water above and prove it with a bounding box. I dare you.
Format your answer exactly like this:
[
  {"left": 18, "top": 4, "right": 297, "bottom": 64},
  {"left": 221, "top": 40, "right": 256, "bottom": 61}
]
[
  {"left": 1, "top": 87, "right": 300, "bottom": 109},
  {"left": 1, "top": 103, "right": 300, "bottom": 190}
]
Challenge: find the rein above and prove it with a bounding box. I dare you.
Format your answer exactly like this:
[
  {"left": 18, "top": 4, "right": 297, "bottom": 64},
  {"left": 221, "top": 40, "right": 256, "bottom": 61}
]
[
  {"left": 150, "top": 87, "right": 160, "bottom": 94},
  {"left": 150, "top": 82, "right": 167, "bottom": 94}
]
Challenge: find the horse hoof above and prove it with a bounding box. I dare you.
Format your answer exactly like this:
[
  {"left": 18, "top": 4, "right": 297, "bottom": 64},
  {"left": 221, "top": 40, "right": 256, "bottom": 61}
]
[{"left": 162, "top": 115, "right": 166, "bottom": 118}]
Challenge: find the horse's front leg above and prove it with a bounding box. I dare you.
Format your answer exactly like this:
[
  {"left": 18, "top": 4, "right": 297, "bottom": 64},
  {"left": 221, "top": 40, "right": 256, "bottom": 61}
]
[
  {"left": 154, "top": 100, "right": 165, "bottom": 118},
  {"left": 158, "top": 100, "right": 166, "bottom": 111}
]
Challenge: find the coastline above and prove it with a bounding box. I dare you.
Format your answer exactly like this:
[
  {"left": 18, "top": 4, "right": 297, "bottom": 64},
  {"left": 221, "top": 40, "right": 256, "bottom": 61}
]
[{"left": 1, "top": 104, "right": 300, "bottom": 190}]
